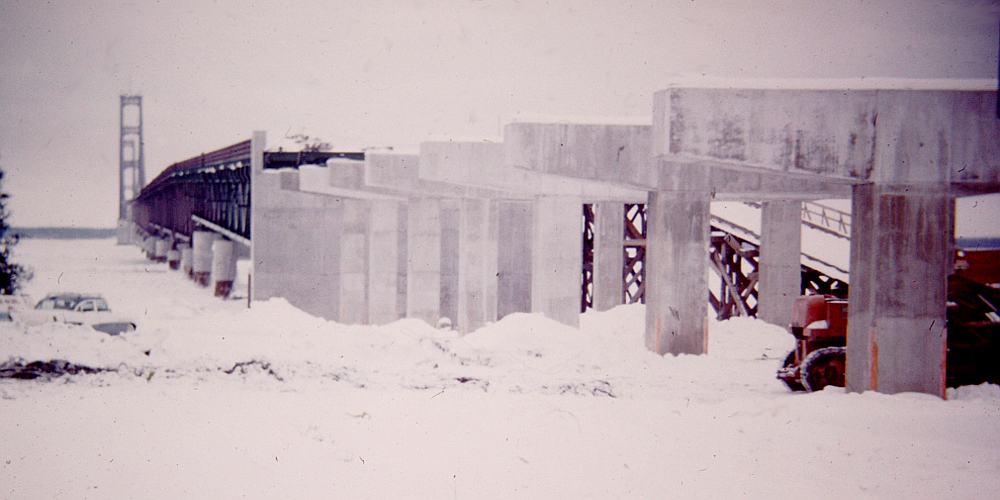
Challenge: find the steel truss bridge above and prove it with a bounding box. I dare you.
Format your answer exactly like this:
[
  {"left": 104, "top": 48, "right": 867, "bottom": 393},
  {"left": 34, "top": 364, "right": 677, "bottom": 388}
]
[{"left": 131, "top": 139, "right": 363, "bottom": 243}]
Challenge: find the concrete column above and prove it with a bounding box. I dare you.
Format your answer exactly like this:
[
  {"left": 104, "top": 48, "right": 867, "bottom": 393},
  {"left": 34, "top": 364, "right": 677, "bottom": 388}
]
[
  {"left": 192, "top": 230, "right": 218, "bottom": 287},
  {"left": 211, "top": 238, "right": 237, "bottom": 298},
  {"left": 846, "top": 184, "right": 951, "bottom": 396},
  {"left": 179, "top": 244, "right": 193, "bottom": 276},
  {"left": 406, "top": 198, "right": 442, "bottom": 325},
  {"left": 593, "top": 202, "right": 625, "bottom": 311},
  {"left": 845, "top": 91, "right": 963, "bottom": 397},
  {"left": 142, "top": 237, "right": 155, "bottom": 260},
  {"left": 153, "top": 237, "right": 169, "bottom": 263},
  {"left": 645, "top": 190, "right": 711, "bottom": 355},
  {"left": 368, "top": 200, "right": 402, "bottom": 324},
  {"left": 457, "top": 198, "right": 500, "bottom": 333},
  {"left": 497, "top": 201, "right": 533, "bottom": 319},
  {"left": 439, "top": 200, "right": 461, "bottom": 328},
  {"left": 531, "top": 196, "right": 583, "bottom": 327},
  {"left": 757, "top": 200, "right": 802, "bottom": 326},
  {"left": 166, "top": 248, "right": 181, "bottom": 270},
  {"left": 116, "top": 220, "right": 130, "bottom": 245},
  {"left": 338, "top": 199, "right": 369, "bottom": 324}
]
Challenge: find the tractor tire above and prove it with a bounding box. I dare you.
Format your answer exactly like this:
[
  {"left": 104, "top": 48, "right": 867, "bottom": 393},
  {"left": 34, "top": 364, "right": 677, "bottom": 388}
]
[
  {"left": 800, "top": 346, "right": 846, "bottom": 392},
  {"left": 781, "top": 350, "right": 806, "bottom": 392}
]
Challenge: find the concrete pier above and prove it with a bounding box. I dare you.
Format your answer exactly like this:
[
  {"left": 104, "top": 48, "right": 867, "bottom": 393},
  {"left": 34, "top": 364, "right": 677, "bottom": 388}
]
[
  {"left": 439, "top": 200, "right": 461, "bottom": 328},
  {"left": 211, "top": 238, "right": 237, "bottom": 298},
  {"left": 192, "top": 230, "right": 218, "bottom": 287},
  {"left": 645, "top": 190, "right": 711, "bottom": 355},
  {"left": 338, "top": 199, "right": 369, "bottom": 324},
  {"left": 406, "top": 198, "right": 443, "bottom": 325},
  {"left": 757, "top": 201, "right": 802, "bottom": 326},
  {"left": 367, "top": 200, "right": 404, "bottom": 325},
  {"left": 846, "top": 184, "right": 952, "bottom": 396},
  {"left": 593, "top": 202, "right": 625, "bottom": 311},
  {"left": 531, "top": 196, "right": 583, "bottom": 327},
  {"left": 457, "top": 198, "right": 499, "bottom": 333},
  {"left": 166, "top": 248, "right": 181, "bottom": 270},
  {"left": 179, "top": 244, "right": 193, "bottom": 276},
  {"left": 153, "top": 237, "right": 169, "bottom": 263},
  {"left": 497, "top": 201, "right": 533, "bottom": 319}
]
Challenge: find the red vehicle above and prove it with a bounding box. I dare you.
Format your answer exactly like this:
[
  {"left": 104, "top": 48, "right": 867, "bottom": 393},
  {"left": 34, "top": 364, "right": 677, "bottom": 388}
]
[{"left": 778, "top": 271, "right": 1000, "bottom": 392}]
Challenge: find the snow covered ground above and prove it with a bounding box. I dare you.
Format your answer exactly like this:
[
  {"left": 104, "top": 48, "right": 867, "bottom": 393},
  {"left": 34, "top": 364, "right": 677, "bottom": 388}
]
[{"left": 2, "top": 238, "right": 999, "bottom": 499}]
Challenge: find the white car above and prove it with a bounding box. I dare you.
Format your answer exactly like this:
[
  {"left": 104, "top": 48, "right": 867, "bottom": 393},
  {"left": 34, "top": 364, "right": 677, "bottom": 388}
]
[{"left": 28, "top": 293, "right": 137, "bottom": 335}]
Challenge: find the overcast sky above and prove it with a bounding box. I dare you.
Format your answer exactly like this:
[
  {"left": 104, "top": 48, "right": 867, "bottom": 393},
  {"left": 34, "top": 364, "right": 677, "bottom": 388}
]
[{"left": 1, "top": 0, "right": 998, "bottom": 228}]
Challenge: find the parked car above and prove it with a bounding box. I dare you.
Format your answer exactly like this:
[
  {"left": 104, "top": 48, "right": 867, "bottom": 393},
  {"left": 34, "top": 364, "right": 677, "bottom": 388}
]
[{"left": 27, "top": 293, "right": 137, "bottom": 335}]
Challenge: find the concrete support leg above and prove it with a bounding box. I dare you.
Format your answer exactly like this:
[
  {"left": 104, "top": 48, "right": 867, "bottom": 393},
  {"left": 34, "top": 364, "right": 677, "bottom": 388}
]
[
  {"left": 439, "top": 200, "right": 461, "bottom": 328},
  {"left": 192, "top": 230, "right": 218, "bottom": 287},
  {"left": 846, "top": 184, "right": 951, "bottom": 396},
  {"left": 593, "top": 202, "right": 625, "bottom": 311},
  {"left": 142, "top": 237, "right": 155, "bottom": 260},
  {"left": 757, "top": 200, "right": 802, "bottom": 326},
  {"left": 406, "top": 199, "right": 442, "bottom": 325},
  {"left": 116, "top": 219, "right": 130, "bottom": 245},
  {"left": 167, "top": 248, "right": 181, "bottom": 270},
  {"left": 153, "top": 238, "right": 169, "bottom": 263},
  {"left": 368, "top": 200, "right": 402, "bottom": 325},
  {"left": 497, "top": 201, "right": 533, "bottom": 319},
  {"left": 211, "top": 238, "right": 237, "bottom": 298},
  {"left": 339, "top": 199, "right": 369, "bottom": 324},
  {"left": 645, "top": 190, "right": 710, "bottom": 355},
  {"left": 531, "top": 196, "right": 583, "bottom": 327},
  {"left": 179, "top": 244, "right": 193, "bottom": 277},
  {"left": 457, "top": 198, "right": 499, "bottom": 333}
]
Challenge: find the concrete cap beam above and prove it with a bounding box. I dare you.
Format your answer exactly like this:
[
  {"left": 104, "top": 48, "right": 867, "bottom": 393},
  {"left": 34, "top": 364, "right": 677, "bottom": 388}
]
[
  {"left": 655, "top": 87, "right": 999, "bottom": 195},
  {"left": 421, "top": 139, "right": 648, "bottom": 202}
]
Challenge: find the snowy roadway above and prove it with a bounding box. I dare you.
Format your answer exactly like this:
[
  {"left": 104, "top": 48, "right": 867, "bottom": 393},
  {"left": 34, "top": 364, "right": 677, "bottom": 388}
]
[{"left": 2, "top": 239, "right": 999, "bottom": 499}]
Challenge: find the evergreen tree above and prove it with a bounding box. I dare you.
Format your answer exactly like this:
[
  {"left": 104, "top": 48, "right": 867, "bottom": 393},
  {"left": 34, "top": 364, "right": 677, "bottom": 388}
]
[{"left": 0, "top": 168, "right": 27, "bottom": 294}]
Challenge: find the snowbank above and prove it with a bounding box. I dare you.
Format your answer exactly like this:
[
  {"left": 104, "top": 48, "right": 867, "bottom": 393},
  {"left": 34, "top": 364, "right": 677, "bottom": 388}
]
[{"left": 3, "top": 238, "right": 1000, "bottom": 499}]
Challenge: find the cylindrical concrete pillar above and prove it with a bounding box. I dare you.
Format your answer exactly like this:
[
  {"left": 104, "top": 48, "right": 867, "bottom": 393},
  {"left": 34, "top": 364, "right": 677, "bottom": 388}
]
[
  {"left": 153, "top": 238, "right": 169, "bottom": 263},
  {"left": 211, "top": 239, "right": 237, "bottom": 298},
  {"left": 166, "top": 248, "right": 181, "bottom": 270},
  {"left": 143, "top": 237, "right": 156, "bottom": 260},
  {"left": 192, "top": 230, "right": 218, "bottom": 287},
  {"left": 179, "top": 244, "right": 193, "bottom": 277}
]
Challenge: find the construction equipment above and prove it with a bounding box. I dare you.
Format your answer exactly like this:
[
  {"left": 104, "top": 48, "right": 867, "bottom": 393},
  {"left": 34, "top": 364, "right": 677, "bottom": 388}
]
[{"left": 778, "top": 252, "right": 1000, "bottom": 392}]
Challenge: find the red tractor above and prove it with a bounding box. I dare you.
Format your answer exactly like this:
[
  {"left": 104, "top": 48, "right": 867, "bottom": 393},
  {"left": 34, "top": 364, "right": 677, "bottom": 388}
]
[
  {"left": 778, "top": 255, "right": 1000, "bottom": 392},
  {"left": 776, "top": 295, "right": 849, "bottom": 392}
]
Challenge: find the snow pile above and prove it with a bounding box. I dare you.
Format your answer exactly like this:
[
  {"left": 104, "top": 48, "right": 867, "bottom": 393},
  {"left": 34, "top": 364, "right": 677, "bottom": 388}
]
[
  {"left": 0, "top": 322, "right": 149, "bottom": 369},
  {"left": 0, "top": 291, "right": 793, "bottom": 399},
  {"left": 4, "top": 238, "right": 1000, "bottom": 499}
]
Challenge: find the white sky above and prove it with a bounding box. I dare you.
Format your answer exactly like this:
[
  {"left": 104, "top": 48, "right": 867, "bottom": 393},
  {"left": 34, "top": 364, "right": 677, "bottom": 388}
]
[{"left": 1, "top": 0, "right": 998, "bottom": 228}]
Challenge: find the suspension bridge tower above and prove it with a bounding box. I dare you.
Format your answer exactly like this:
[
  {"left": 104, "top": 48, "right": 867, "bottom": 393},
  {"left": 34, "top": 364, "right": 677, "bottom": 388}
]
[{"left": 117, "top": 94, "right": 146, "bottom": 243}]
